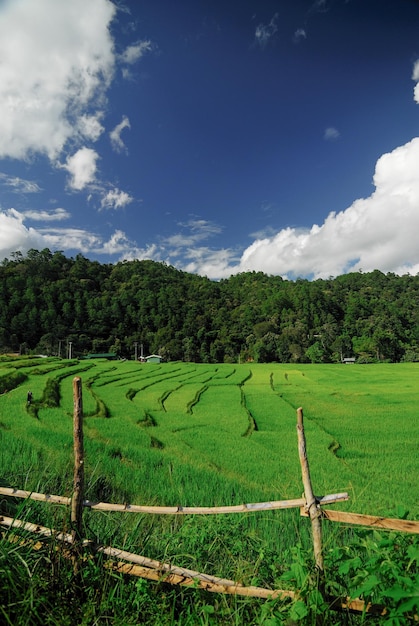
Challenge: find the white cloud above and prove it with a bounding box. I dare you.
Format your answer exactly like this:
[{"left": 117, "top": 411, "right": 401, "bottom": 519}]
[
  {"left": 99, "top": 230, "right": 133, "bottom": 254},
  {"left": 181, "top": 247, "right": 238, "bottom": 279},
  {"left": 293, "top": 28, "right": 307, "bottom": 43},
  {"left": 324, "top": 127, "right": 340, "bottom": 141},
  {"left": 63, "top": 147, "right": 99, "bottom": 190},
  {"left": 22, "top": 208, "right": 70, "bottom": 222},
  {"left": 164, "top": 219, "right": 222, "bottom": 247},
  {"left": 5, "top": 128, "right": 419, "bottom": 281},
  {"left": 234, "top": 137, "right": 419, "bottom": 279},
  {"left": 176, "top": 62, "right": 419, "bottom": 280},
  {"left": 115, "top": 219, "right": 234, "bottom": 278},
  {"left": 120, "top": 243, "right": 160, "bottom": 263},
  {"left": 77, "top": 114, "right": 105, "bottom": 142},
  {"left": 31, "top": 225, "right": 137, "bottom": 257},
  {"left": 120, "top": 40, "right": 153, "bottom": 65},
  {"left": 39, "top": 227, "right": 104, "bottom": 253},
  {"left": 255, "top": 13, "right": 279, "bottom": 48},
  {"left": 0, "top": 209, "right": 46, "bottom": 257},
  {"left": 100, "top": 188, "right": 133, "bottom": 210},
  {"left": 0, "top": 208, "right": 140, "bottom": 263},
  {"left": 109, "top": 116, "right": 131, "bottom": 153},
  {"left": 0, "top": 174, "right": 41, "bottom": 193},
  {"left": 412, "top": 60, "right": 419, "bottom": 104},
  {"left": 0, "top": 0, "right": 115, "bottom": 161}
]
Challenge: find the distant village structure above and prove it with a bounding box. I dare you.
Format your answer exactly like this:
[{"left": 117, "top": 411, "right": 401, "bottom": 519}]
[{"left": 144, "top": 354, "right": 163, "bottom": 364}]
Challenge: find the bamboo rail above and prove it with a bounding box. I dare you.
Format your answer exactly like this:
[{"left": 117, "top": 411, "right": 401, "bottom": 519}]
[
  {"left": 106, "top": 562, "right": 295, "bottom": 599},
  {"left": 0, "top": 487, "right": 349, "bottom": 514},
  {"left": 300, "top": 508, "right": 419, "bottom": 534},
  {"left": 4, "top": 487, "right": 418, "bottom": 535}
]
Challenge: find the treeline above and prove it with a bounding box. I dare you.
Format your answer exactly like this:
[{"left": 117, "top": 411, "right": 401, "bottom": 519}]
[{"left": 1, "top": 248, "right": 419, "bottom": 363}]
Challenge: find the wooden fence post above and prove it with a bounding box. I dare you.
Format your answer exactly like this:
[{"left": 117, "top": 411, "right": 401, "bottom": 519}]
[
  {"left": 71, "top": 376, "right": 84, "bottom": 543},
  {"left": 296, "top": 407, "right": 324, "bottom": 572}
]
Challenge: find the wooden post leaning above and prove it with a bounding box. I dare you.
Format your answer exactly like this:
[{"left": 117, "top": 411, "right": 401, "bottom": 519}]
[
  {"left": 296, "top": 407, "right": 324, "bottom": 572},
  {"left": 71, "top": 377, "right": 84, "bottom": 544}
]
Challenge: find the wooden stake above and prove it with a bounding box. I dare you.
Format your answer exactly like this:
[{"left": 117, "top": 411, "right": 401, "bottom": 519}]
[
  {"left": 296, "top": 407, "right": 324, "bottom": 572},
  {"left": 71, "top": 376, "right": 84, "bottom": 542}
]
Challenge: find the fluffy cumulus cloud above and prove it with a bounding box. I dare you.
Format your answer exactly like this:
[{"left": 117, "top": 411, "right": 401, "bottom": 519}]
[
  {"left": 77, "top": 114, "right": 105, "bottom": 142},
  {"left": 166, "top": 62, "right": 419, "bottom": 280},
  {"left": 412, "top": 60, "right": 419, "bottom": 103},
  {"left": 100, "top": 230, "right": 134, "bottom": 254},
  {"left": 0, "top": 208, "right": 110, "bottom": 259},
  {"left": 0, "top": 209, "right": 46, "bottom": 257},
  {"left": 100, "top": 188, "right": 133, "bottom": 210},
  {"left": 162, "top": 95, "right": 419, "bottom": 280},
  {"left": 0, "top": 1, "right": 141, "bottom": 263},
  {"left": 234, "top": 137, "right": 419, "bottom": 279},
  {"left": 63, "top": 148, "right": 99, "bottom": 190},
  {"left": 0, "top": 0, "right": 116, "bottom": 161}
]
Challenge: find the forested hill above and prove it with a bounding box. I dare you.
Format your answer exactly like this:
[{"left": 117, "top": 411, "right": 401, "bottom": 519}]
[{"left": 1, "top": 248, "right": 419, "bottom": 363}]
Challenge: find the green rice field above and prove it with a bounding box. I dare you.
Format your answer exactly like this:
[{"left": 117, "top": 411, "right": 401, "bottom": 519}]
[
  {"left": 1, "top": 357, "right": 418, "bottom": 624},
  {"left": 1, "top": 357, "right": 417, "bottom": 517}
]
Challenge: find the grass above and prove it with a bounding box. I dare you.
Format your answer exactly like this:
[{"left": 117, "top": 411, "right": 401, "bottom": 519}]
[{"left": 0, "top": 357, "right": 418, "bottom": 624}]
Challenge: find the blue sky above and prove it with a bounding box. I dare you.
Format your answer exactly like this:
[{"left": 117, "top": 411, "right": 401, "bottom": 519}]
[{"left": 2, "top": 0, "right": 419, "bottom": 279}]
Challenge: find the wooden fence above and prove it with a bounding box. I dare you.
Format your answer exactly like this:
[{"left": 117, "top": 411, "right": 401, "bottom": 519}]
[{"left": 1, "top": 376, "right": 418, "bottom": 615}]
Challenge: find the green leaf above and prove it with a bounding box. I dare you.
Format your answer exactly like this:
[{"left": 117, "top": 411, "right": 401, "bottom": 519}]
[
  {"left": 289, "top": 600, "right": 308, "bottom": 621},
  {"left": 383, "top": 585, "right": 412, "bottom": 602},
  {"left": 338, "top": 556, "right": 362, "bottom": 575},
  {"left": 352, "top": 574, "right": 381, "bottom": 598},
  {"left": 407, "top": 545, "right": 419, "bottom": 568}
]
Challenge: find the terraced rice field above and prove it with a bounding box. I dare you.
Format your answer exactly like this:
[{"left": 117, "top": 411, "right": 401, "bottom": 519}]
[{"left": 1, "top": 358, "right": 418, "bottom": 520}]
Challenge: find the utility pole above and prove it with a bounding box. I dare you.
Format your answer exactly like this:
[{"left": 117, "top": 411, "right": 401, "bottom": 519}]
[{"left": 134, "top": 341, "right": 138, "bottom": 361}]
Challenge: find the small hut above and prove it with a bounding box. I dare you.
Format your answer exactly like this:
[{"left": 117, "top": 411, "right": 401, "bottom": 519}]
[{"left": 145, "top": 354, "right": 163, "bottom": 364}]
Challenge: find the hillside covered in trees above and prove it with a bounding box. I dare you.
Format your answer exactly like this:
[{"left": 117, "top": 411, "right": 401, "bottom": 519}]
[{"left": 1, "top": 248, "right": 419, "bottom": 363}]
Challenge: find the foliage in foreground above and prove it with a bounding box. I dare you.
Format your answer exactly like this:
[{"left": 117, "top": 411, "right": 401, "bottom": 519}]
[{"left": 0, "top": 518, "right": 418, "bottom": 625}]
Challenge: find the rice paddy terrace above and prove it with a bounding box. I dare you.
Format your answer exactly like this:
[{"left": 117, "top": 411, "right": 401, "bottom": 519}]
[{"left": 1, "top": 358, "right": 418, "bottom": 519}]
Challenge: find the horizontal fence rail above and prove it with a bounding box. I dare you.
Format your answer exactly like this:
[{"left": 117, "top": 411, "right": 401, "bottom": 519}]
[
  {"left": 300, "top": 507, "right": 419, "bottom": 534},
  {"left": 2, "top": 486, "right": 417, "bottom": 534},
  {"left": 0, "top": 487, "right": 349, "bottom": 514}
]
